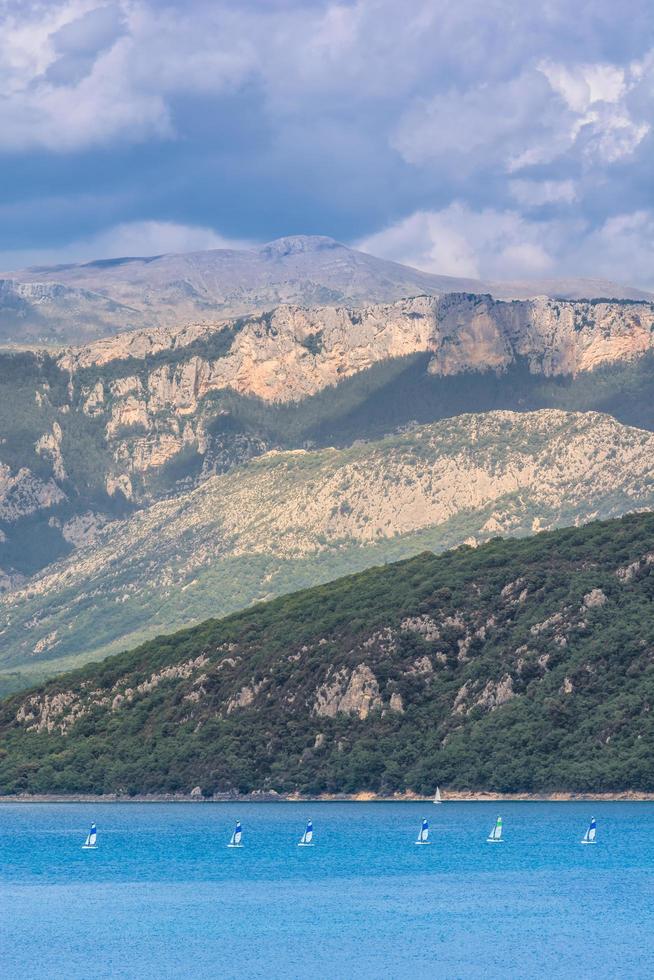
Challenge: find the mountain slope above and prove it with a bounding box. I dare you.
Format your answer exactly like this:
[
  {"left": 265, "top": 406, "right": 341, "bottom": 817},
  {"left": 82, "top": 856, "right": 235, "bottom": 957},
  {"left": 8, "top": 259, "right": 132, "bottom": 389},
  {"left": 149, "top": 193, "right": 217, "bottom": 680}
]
[
  {"left": 1, "top": 511, "right": 653, "bottom": 796},
  {"left": 2, "top": 293, "right": 654, "bottom": 586},
  {"left": 2, "top": 236, "right": 651, "bottom": 345},
  {"left": 2, "top": 408, "right": 654, "bottom": 680},
  {"left": 0, "top": 295, "right": 654, "bottom": 604}
]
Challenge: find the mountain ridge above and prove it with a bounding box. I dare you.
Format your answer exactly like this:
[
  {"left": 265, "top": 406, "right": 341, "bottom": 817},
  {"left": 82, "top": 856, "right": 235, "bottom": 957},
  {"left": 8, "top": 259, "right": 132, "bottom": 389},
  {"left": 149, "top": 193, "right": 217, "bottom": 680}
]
[
  {"left": 2, "top": 235, "right": 651, "bottom": 346},
  {"left": 2, "top": 290, "right": 654, "bottom": 592}
]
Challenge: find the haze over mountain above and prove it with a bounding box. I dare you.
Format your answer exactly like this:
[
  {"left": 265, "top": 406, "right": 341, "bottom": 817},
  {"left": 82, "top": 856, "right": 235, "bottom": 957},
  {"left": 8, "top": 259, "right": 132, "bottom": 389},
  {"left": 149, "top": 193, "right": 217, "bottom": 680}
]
[{"left": 2, "top": 236, "right": 651, "bottom": 346}]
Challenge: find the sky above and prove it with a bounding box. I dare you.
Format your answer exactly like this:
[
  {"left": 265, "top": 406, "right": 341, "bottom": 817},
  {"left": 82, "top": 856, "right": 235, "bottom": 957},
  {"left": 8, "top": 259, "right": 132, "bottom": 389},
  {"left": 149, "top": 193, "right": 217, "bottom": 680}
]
[{"left": 0, "top": 0, "right": 653, "bottom": 288}]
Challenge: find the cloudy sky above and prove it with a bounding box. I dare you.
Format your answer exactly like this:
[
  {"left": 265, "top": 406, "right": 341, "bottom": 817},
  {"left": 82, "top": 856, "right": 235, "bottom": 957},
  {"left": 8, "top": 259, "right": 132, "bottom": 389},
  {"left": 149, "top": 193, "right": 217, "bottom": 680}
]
[{"left": 1, "top": 0, "right": 653, "bottom": 287}]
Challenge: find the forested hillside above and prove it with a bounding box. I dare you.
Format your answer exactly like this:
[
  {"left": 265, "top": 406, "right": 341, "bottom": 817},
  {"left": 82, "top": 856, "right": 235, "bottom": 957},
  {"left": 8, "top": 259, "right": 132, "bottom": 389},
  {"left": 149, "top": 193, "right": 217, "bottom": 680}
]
[{"left": 1, "top": 512, "right": 653, "bottom": 796}]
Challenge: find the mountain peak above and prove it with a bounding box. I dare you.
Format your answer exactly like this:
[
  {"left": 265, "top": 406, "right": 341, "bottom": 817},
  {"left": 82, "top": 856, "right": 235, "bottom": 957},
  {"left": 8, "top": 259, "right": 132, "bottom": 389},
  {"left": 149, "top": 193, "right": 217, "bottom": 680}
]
[{"left": 257, "top": 235, "right": 343, "bottom": 258}]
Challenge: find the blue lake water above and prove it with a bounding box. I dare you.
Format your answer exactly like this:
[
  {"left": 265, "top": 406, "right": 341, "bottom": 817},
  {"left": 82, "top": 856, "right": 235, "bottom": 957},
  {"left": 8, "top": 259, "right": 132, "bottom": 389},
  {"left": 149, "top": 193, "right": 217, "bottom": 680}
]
[{"left": 2, "top": 801, "right": 653, "bottom": 979}]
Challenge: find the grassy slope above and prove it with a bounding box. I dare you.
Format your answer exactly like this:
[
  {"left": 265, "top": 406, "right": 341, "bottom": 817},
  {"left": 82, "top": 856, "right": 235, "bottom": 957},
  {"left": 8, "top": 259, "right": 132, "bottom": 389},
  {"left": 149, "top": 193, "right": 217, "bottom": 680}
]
[{"left": 1, "top": 511, "right": 653, "bottom": 796}]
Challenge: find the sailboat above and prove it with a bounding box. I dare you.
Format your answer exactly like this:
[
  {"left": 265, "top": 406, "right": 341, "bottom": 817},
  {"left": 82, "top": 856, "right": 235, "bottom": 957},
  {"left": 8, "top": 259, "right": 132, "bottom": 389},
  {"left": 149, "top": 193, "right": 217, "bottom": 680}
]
[
  {"left": 486, "top": 815, "right": 503, "bottom": 843},
  {"left": 227, "top": 821, "right": 243, "bottom": 848},
  {"left": 433, "top": 786, "right": 442, "bottom": 804},
  {"left": 415, "top": 818, "right": 431, "bottom": 845},
  {"left": 580, "top": 817, "right": 597, "bottom": 845},
  {"left": 81, "top": 823, "right": 97, "bottom": 850},
  {"left": 298, "top": 820, "right": 314, "bottom": 847}
]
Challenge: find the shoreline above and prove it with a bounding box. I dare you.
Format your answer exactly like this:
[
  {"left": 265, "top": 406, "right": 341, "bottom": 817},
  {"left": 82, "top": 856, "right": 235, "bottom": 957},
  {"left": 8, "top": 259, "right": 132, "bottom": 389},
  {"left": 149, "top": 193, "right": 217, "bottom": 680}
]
[{"left": 2, "top": 790, "right": 654, "bottom": 804}]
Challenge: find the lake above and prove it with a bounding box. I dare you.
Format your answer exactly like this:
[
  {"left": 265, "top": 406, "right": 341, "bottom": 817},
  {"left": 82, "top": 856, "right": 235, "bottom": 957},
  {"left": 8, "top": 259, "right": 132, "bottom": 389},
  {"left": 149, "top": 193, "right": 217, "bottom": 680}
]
[{"left": 2, "top": 801, "right": 653, "bottom": 978}]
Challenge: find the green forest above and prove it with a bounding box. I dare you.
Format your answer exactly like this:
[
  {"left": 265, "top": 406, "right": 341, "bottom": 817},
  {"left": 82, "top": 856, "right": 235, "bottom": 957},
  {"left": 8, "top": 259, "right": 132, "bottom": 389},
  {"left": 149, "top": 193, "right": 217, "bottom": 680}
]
[{"left": 1, "top": 511, "right": 653, "bottom": 796}]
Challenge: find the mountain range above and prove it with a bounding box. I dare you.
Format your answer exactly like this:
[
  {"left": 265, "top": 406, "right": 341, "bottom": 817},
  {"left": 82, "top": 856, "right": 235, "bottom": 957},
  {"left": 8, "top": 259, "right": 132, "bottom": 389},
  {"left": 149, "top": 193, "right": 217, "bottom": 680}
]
[
  {"left": 1, "top": 240, "right": 654, "bottom": 694},
  {"left": 2, "top": 235, "right": 652, "bottom": 346},
  {"left": 0, "top": 234, "right": 653, "bottom": 796}
]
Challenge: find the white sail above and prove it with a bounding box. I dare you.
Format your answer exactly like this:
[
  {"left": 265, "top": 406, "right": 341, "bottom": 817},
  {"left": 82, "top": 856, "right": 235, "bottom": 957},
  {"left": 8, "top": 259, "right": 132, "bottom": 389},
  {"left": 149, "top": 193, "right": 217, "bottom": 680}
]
[
  {"left": 487, "top": 816, "right": 503, "bottom": 843},
  {"left": 433, "top": 786, "right": 442, "bottom": 804},
  {"left": 82, "top": 823, "right": 97, "bottom": 849},
  {"left": 228, "top": 821, "right": 243, "bottom": 847},
  {"left": 299, "top": 820, "right": 314, "bottom": 846},
  {"left": 581, "top": 817, "right": 597, "bottom": 844},
  {"left": 415, "top": 818, "right": 430, "bottom": 844}
]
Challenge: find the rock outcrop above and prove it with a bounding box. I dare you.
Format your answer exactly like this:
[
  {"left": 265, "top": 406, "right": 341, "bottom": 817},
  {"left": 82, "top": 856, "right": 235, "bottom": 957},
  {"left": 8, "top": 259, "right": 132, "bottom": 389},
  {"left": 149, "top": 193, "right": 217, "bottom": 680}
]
[
  {"left": 0, "top": 463, "right": 66, "bottom": 522},
  {"left": 36, "top": 292, "right": 654, "bottom": 487},
  {"left": 60, "top": 294, "right": 654, "bottom": 407},
  {"left": 314, "top": 665, "right": 383, "bottom": 720}
]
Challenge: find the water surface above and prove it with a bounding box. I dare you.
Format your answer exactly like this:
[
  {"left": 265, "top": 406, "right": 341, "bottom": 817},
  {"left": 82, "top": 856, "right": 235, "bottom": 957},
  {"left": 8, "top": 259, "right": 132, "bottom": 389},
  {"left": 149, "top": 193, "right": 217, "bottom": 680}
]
[{"left": 2, "top": 801, "right": 653, "bottom": 978}]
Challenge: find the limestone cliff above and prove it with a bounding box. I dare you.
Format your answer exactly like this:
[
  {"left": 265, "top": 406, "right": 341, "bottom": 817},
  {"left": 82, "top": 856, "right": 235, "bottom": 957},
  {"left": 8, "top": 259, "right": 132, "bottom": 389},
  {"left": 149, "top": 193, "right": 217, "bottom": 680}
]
[
  {"left": 1, "top": 290, "right": 654, "bottom": 585},
  {"left": 50, "top": 293, "right": 654, "bottom": 486},
  {"left": 61, "top": 293, "right": 654, "bottom": 404}
]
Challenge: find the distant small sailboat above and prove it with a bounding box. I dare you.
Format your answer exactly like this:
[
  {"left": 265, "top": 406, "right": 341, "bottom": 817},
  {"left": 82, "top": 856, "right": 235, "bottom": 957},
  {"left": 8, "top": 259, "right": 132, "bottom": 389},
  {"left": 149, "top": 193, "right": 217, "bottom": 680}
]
[
  {"left": 415, "top": 818, "right": 431, "bottom": 845},
  {"left": 298, "top": 820, "right": 314, "bottom": 847},
  {"left": 82, "top": 823, "right": 97, "bottom": 850},
  {"left": 227, "top": 821, "right": 243, "bottom": 848},
  {"left": 433, "top": 786, "right": 442, "bottom": 804},
  {"left": 486, "top": 816, "right": 503, "bottom": 843},
  {"left": 580, "top": 817, "right": 597, "bottom": 845}
]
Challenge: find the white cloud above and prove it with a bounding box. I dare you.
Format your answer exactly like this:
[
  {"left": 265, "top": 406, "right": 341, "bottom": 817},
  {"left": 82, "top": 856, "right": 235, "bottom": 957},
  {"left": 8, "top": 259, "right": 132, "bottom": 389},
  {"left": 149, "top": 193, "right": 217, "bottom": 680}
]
[
  {"left": 393, "top": 49, "right": 652, "bottom": 176},
  {"left": 357, "top": 202, "right": 654, "bottom": 291},
  {"left": 583, "top": 210, "right": 654, "bottom": 289},
  {"left": 357, "top": 204, "right": 559, "bottom": 280},
  {"left": 539, "top": 61, "right": 625, "bottom": 113},
  {"left": 0, "top": 0, "right": 257, "bottom": 151},
  {"left": 536, "top": 58, "right": 650, "bottom": 165},
  {"left": 79, "top": 220, "right": 253, "bottom": 258},
  {"left": 392, "top": 73, "right": 558, "bottom": 170},
  {"left": 0, "top": 221, "right": 252, "bottom": 269},
  {"left": 509, "top": 180, "right": 578, "bottom": 207}
]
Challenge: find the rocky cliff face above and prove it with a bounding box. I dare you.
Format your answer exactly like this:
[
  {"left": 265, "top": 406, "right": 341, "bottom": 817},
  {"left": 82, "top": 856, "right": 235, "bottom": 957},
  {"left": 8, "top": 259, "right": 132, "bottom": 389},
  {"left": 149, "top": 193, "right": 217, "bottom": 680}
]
[
  {"left": 1, "top": 291, "right": 653, "bottom": 585},
  {"left": 52, "top": 293, "right": 654, "bottom": 482},
  {"left": 0, "top": 463, "right": 65, "bottom": 523},
  {"left": 61, "top": 293, "right": 654, "bottom": 402},
  {"left": 429, "top": 294, "right": 654, "bottom": 378}
]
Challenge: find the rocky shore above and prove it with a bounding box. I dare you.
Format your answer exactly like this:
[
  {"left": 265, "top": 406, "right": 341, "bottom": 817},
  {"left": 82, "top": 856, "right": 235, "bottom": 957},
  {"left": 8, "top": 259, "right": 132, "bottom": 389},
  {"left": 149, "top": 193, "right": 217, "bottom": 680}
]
[{"left": 2, "top": 790, "right": 654, "bottom": 804}]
